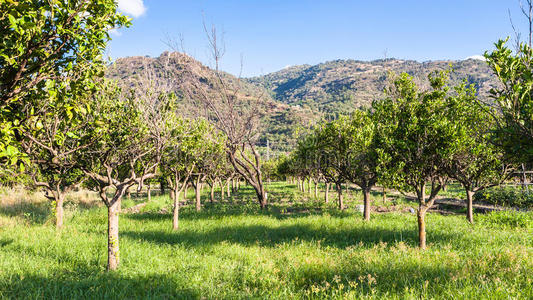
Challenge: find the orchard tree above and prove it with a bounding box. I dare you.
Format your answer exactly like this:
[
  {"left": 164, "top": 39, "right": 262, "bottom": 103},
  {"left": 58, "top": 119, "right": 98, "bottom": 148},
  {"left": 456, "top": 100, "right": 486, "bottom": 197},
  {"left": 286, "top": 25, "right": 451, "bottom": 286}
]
[
  {"left": 313, "top": 122, "right": 350, "bottom": 210},
  {"left": 293, "top": 136, "right": 316, "bottom": 195},
  {"left": 0, "top": 0, "right": 129, "bottom": 163},
  {"left": 162, "top": 118, "right": 206, "bottom": 230},
  {"left": 189, "top": 125, "right": 225, "bottom": 211},
  {"left": 373, "top": 71, "right": 455, "bottom": 249},
  {"left": 19, "top": 75, "right": 98, "bottom": 228},
  {"left": 343, "top": 110, "right": 380, "bottom": 221},
  {"left": 218, "top": 162, "right": 236, "bottom": 201},
  {"left": 485, "top": 39, "right": 533, "bottom": 165},
  {"left": 205, "top": 140, "right": 228, "bottom": 204},
  {"left": 446, "top": 83, "right": 513, "bottom": 224},
  {"left": 172, "top": 23, "right": 269, "bottom": 209},
  {"left": 79, "top": 82, "right": 169, "bottom": 271}
]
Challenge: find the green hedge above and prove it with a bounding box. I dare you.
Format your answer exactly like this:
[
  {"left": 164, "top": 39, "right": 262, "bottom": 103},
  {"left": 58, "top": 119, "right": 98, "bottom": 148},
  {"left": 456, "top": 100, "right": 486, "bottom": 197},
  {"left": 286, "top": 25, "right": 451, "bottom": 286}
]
[{"left": 474, "top": 186, "right": 533, "bottom": 209}]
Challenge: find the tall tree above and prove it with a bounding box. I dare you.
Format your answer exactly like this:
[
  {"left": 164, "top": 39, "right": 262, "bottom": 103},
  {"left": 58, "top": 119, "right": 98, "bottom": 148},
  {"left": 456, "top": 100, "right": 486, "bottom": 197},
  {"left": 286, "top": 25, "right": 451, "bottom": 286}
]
[
  {"left": 79, "top": 82, "right": 169, "bottom": 271},
  {"left": 19, "top": 75, "right": 98, "bottom": 228},
  {"left": 170, "top": 23, "right": 269, "bottom": 209},
  {"left": 373, "top": 71, "right": 454, "bottom": 249},
  {"left": 485, "top": 39, "right": 533, "bottom": 165},
  {"left": 0, "top": 0, "right": 129, "bottom": 163},
  {"left": 445, "top": 83, "right": 513, "bottom": 224},
  {"left": 343, "top": 110, "right": 380, "bottom": 221}
]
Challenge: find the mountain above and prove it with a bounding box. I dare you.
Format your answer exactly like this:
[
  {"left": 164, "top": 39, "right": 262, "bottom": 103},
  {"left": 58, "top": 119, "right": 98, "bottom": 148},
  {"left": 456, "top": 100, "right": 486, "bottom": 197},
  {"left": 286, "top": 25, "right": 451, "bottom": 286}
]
[
  {"left": 105, "top": 52, "right": 317, "bottom": 153},
  {"left": 248, "top": 58, "right": 498, "bottom": 118},
  {"left": 106, "top": 54, "right": 499, "bottom": 153}
]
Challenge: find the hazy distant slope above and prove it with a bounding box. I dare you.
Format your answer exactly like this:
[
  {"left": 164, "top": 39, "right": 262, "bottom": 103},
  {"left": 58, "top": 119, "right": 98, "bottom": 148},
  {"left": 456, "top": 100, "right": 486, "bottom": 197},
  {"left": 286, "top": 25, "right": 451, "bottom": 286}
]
[{"left": 248, "top": 58, "right": 498, "bottom": 116}]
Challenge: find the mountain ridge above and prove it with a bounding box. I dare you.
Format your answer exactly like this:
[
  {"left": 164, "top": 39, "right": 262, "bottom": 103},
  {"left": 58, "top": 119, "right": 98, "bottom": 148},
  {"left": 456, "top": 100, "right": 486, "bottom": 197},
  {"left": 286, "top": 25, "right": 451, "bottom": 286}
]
[
  {"left": 247, "top": 57, "right": 498, "bottom": 117},
  {"left": 106, "top": 53, "right": 498, "bottom": 152}
]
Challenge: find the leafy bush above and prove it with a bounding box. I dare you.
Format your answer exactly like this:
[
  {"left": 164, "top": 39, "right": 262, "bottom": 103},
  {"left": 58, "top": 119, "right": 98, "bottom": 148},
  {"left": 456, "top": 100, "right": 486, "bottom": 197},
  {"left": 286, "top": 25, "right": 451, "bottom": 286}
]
[
  {"left": 474, "top": 187, "right": 533, "bottom": 209},
  {"left": 477, "top": 211, "right": 532, "bottom": 229}
]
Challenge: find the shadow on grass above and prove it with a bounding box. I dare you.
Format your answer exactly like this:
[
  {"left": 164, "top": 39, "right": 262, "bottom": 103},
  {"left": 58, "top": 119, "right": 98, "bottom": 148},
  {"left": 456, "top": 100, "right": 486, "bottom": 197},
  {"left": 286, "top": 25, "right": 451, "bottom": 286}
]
[
  {"left": 0, "top": 201, "right": 50, "bottom": 225},
  {"left": 124, "top": 202, "right": 357, "bottom": 223},
  {"left": 0, "top": 261, "right": 459, "bottom": 298},
  {"left": 1, "top": 273, "right": 199, "bottom": 299},
  {"left": 0, "top": 238, "right": 13, "bottom": 247},
  {"left": 122, "top": 222, "right": 462, "bottom": 250},
  {"left": 0, "top": 197, "right": 106, "bottom": 225}
]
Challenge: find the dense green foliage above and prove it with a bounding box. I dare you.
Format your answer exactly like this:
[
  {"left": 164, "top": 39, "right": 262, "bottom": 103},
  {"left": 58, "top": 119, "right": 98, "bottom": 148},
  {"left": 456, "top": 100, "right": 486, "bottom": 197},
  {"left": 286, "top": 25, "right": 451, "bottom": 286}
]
[
  {"left": 485, "top": 39, "right": 533, "bottom": 164},
  {"left": 474, "top": 186, "right": 533, "bottom": 209},
  {"left": 0, "top": 0, "right": 129, "bottom": 164},
  {"left": 477, "top": 210, "right": 533, "bottom": 229}
]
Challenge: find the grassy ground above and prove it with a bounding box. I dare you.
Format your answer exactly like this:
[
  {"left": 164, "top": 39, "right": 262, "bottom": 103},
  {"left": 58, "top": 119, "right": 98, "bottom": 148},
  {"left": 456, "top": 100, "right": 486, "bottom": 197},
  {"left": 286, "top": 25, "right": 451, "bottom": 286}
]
[{"left": 0, "top": 182, "right": 531, "bottom": 299}]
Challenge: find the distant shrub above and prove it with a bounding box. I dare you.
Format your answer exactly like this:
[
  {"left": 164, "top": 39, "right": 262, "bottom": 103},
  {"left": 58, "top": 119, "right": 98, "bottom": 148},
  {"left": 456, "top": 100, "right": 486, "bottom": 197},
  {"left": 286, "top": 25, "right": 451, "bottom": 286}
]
[
  {"left": 474, "top": 187, "right": 533, "bottom": 209},
  {"left": 477, "top": 211, "right": 532, "bottom": 229}
]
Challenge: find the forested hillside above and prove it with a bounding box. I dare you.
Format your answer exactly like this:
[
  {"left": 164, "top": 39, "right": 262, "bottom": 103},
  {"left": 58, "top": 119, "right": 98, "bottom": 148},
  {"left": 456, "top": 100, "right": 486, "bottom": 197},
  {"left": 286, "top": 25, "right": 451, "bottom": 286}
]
[{"left": 249, "top": 58, "right": 498, "bottom": 118}]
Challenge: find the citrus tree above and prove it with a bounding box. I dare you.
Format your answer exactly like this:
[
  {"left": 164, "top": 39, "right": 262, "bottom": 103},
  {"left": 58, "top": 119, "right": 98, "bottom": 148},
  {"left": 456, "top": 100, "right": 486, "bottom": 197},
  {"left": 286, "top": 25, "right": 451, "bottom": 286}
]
[
  {"left": 79, "top": 82, "right": 169, "bottom": 271},
  {"left": 19, "top": 75, "right": 98, "bottom": 228},
  {"left": 0, "top": 0, "right": 129, "bottom": 164},
  {"left": 161, "top": 117, "right": 217, "bottom": 229},
  {"left": 485, "top": 39, "right": 533, "bottom": 165},
  {"left": 343, "top": 110, "right": 380, "bottom": 221},
  {"left": 445, "top": 82, "right": 512, "bottom": 224},
  {"left": 373, "top": 71, "right": 454, "bottom": 249}
]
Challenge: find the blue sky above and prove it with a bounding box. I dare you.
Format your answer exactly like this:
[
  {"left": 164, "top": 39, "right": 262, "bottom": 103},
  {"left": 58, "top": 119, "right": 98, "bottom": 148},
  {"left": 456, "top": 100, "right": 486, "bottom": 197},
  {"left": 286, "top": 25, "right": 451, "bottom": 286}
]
[{"left": 108, "top": 0, "right": 529, "bottom": 77}]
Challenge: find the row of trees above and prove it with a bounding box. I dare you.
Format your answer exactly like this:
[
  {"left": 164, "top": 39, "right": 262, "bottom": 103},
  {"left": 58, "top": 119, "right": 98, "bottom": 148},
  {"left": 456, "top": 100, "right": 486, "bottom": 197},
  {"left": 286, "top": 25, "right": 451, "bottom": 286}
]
[
  {"left": 20, "top": 72, "right": 249, "bottom": 270},
  {"left": 283, "top": 70, "right": 513, "bottom": 249},
  {"left": 2, "top": 2, "right": 269, "bottom": 271},
  {"left": 3, "top": 0, "right": 533, "bottom": 271}
]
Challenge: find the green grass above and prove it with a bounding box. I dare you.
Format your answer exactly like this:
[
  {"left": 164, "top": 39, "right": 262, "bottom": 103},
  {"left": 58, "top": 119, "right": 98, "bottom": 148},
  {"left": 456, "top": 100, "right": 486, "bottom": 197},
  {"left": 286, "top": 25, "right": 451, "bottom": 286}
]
[{"left": 0, "top": 182, "right": 532, "bottom": 299}]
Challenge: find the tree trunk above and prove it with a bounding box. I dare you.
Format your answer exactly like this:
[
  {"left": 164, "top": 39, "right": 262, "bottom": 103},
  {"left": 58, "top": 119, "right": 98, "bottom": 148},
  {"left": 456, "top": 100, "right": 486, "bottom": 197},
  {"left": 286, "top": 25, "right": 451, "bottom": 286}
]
[
  {"left": 382, "top": 186, "right": 387, "bottom": 204},
  {"left": 314, "top": 180, "right": 318, "bottom": 198},
  {"left": 259, "top": 188, "right": 267, "bottom": 209},
  {"left": 172, "top": 189, "right": 181, "bottom": 230},
  {"left": 417, "top": 208, "right": 427, "bottom": 249},
  {"left": 55, "top": 192, "right": 64, "bottom": 229},
  {"left": 336, "top": 183, "right": 344, "bottom": 210},
  {"left": 209, "top": 182, "right": 215, "bottom": 203},
  {"left": 249, "top": 181, "right": 267, "bottom": 209},
  {"left": 195, "top": 178, "right": 202, "bottom": 211},
  {"left": 466, "top": 189, "right": 474, "bottom": 224},
  {"left": 147, "top": 184, "right": 151, "bottom": 202},
  {"left": 220, "top": 179, "right": 225, "bottom": 201},
  {"left": 107, "top": 199, "right": 120, "bottom": 271},
  {"left": 325, "top": 182, "right": 330, "bottom": 203},
  {"left": 159, "top": 178, "right": 165, "bottom": 195},
  {"left": 226, "top": 179, "right": 231, "bottom": 197},
  {"left": 363, "top": 187, "right": 371, "bottom": 221},
  {"left": 184, "top": 183, "right": 189, "bottom": 201}
]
